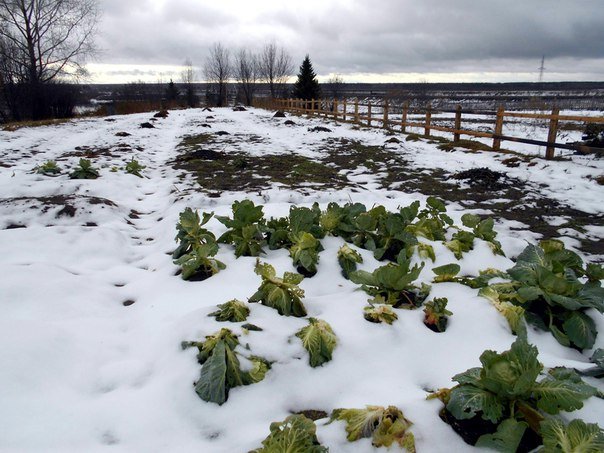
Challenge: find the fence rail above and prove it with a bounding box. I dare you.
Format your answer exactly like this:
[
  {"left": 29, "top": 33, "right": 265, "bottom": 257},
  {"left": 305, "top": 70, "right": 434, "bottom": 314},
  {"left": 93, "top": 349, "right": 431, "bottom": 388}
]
[{"left": 254, "top": 98, "right": 604, "bottom": 159}]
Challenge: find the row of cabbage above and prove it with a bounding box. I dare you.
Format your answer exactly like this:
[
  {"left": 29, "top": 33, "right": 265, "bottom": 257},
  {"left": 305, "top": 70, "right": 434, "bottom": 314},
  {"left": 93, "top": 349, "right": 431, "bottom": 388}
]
[{"left": 173, "top": 198, "right": 604, "bottom": 452}]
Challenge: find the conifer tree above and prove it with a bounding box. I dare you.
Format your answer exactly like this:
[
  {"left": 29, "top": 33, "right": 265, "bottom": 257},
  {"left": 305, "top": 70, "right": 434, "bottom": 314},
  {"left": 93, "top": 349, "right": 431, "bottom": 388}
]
[
  {"left": 165, "top": 79, "right": 179, "bottom": 101},
  {"left": 293, "top": 55, "right": 321, "bottom": 100}
]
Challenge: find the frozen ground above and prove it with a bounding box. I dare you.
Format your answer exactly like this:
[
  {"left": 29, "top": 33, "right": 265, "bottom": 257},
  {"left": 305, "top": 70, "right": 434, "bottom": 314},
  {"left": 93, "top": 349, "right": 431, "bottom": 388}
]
[{"left": 0, "top": 108, "right": 602, "bottom": 452}]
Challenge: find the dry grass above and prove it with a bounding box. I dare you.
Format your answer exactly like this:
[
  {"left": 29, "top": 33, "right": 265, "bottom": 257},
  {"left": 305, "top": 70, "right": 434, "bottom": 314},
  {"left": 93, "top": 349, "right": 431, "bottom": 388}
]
[{"left": 2, "top": 118, "right": 72, "bottom": 131}]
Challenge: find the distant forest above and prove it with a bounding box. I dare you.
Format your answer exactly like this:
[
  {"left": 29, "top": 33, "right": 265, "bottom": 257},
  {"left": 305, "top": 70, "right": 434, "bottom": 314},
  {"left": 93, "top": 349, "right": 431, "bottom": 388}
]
[{"left": 79, "top": 81, "right": 604, "bottom": 113}]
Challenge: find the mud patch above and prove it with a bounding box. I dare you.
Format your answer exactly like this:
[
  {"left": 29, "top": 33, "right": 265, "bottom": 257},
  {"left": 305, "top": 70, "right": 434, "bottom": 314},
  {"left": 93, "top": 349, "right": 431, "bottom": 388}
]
[
  {"left": 292, "top": 410, "right": 328, "bottom": 421},
  {"left": 0, "top": 195, "right": 118, "bottom": 228},
  {"left": 453, "top": 167, "right": 509, "bottom": 191},
  {"left": 62, "top": 147, "right": 114, "bottom": 159}
]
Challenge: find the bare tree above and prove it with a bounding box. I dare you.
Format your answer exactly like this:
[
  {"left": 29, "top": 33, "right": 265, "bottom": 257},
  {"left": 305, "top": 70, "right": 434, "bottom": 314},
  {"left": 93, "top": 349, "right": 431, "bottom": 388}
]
[
  {"left": 204, "top": 42, "right": 231, "bottom": 107},
  {"left": 181, "top": 58, "right": 197, "bottom": 107},
  {"left": 0, "top": 0, "right": 99, "bottom": 119},
  {"left": 258, "top": 42, "right": 293, "bottom": 99},
  {"left": 234, "top": 48, "right": 257, "bottom": 106},
  {"left": 325, "top": 74, "right": 345, "bottom": 100}
]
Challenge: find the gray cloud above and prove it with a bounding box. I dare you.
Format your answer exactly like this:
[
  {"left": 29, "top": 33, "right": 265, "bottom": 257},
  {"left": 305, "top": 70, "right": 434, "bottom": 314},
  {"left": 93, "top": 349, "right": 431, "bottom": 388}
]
[{"left": 94, "top": 0, "right": 604, "bottom": 80}]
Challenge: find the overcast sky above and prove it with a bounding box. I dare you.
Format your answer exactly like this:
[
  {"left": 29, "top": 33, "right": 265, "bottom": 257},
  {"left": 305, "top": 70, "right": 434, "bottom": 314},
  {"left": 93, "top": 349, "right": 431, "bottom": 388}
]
[{"left": 88, "top": 0, "right": 604, "bottom": 84}]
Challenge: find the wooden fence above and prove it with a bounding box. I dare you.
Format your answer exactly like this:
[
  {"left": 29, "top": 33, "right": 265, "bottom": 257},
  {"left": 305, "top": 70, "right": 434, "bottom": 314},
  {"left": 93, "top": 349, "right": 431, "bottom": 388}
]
[{"left": 254, "top": 98, "right": 604, "bottom": 159}]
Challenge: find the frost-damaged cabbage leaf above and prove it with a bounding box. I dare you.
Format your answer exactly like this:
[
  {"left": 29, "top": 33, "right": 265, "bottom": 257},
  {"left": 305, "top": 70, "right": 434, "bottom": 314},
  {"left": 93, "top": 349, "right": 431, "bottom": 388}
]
[
  {"left": 475, "top": 418, "right": 528, "bottom": 453},
  {"left": 327, "top": 202, "right": 369, "bottom": 241},
  {"left": 431, "top": 263, "right": 508, "bottom": 290},
  {"left": 478, "top": 286, "right": 525, "bottom": 334},
  {"left": 320, "top": 202, "right": 346, "bottom": 234},
  {"left": 35, "top": 160, "right": 61, "bottom": 175},
  {"left": 265, "top": 216, "right": 292, "bottom": 250},
  {"left": 216, "top": 199, "right": 267, "bottom": 257},
  {"left": 173, "top": 207, "right": 216, "bottom": 259},
  {"left": 446, "top": 214, "right": 505, "bottom": 259},
  {"left": 289, "top": 204, "right": 324, "bottom": 238},
  {"left": 124, "top": 158, "right": 145, "bottom": 177},
  {"left": 373, "top": 212, "right": 418, "bottom": 261},
  {"left": 416, "top": 242, "right": 436, "bottom": 262},
  {"left": 423, "top": 297, "right": 452, "bottom": 333},
  {"left": 208, "top": 299, "right": 250, "bottom": 322},
  {"left": 249, "top": 260, "right": 307, "bottom": 316},
  {"left": 182, "top": 328, "right": 270, "bottom": 405},
  {"left": 241, "top": 323, "right": 263, "bottom": 332},
  {"left": 539, "top": 418, "right": 604, "bottom": 453},
  {"left": 251, "top": 414, "right": 328, "bottom": 453},
  {"left": 337, "top": 205, "right": 384, "bottom": 251},
  {"left": 496, "top": 241, "right": 604, "bottom": 349},
  {"left": 434, "top": 335, "right": 597, "bottom": 450},
  {"left": 405, "top": 196, "right": 452, "bottom": 242},
  {"left": 295, "top": 318, "right": 337, "bottom": 367},
  {"left": 364, "top": 304, "right": 398, "bottom": 324},
  {"left": 432, "top": 263, "right": 461, "bottom": 283},
  {"left": 577, "top": 348, "right": 604, "bottom": 378},
  {"left": 337, "top": 244, "right": 363, "bottom": 279},
  {"left": 70, "top": 158, "right": 100, "bottom": 179},
  {"left": 349, "top": 252, "right": 427, "bottom": 308},
  {"left": 289, "top": 231, "right": 323, "bottom": 277},
  {"left": 329, "top": 406, "right": 416, "bottom": 451},
  {"left": 173, "top": 242, "right": 226, "bottom": 280},
  {"left": 586, "top": 263, "right": 604, "bottom": 283}
]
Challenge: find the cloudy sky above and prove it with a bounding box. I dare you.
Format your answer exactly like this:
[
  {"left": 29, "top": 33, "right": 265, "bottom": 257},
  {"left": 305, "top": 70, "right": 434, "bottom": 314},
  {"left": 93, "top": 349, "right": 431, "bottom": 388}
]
[{"left": 88, "top": 0, "right": 604, "bottom": 84}]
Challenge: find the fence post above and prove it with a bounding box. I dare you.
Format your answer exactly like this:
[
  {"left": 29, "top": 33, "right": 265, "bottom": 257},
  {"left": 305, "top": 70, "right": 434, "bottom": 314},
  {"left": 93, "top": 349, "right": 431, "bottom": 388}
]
[
  {"left": 354, "top": 98, "right": 359, "bottom": 124},
  {"left": 545, "top": 107, "right": 560, "bottom": 160},
  {"left": 343, "top": 99, "right": 347, "bottom": 121},
  {"left": 492, "top": 106, "right": 505, "bottom": 150},
  {"left": 454, "top": 105, "right": 462, "bottom": 142},
  {"left": 368, "top": 102, "right": 372, "bottom": 127},
  {"left": 310, "top": 98, "right": 314, "bottom": 116},
  {"left": 424, "top": 103, "right": 432, "bottom": 136},
  {"left": 333, "top": 99, "right": 338, "bottom": 120},
  {"left": 383, "top": 101, "right": 389, "bottom": 129},
  {"left": 401, "top": 102, "right": 408, "bottom": 133}
]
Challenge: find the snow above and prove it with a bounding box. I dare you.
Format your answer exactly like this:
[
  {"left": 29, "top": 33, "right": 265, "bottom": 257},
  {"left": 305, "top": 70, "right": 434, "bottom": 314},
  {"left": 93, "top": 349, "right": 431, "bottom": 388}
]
[{"left": 0, "top": 107, "right": 602, "bottom": 452}]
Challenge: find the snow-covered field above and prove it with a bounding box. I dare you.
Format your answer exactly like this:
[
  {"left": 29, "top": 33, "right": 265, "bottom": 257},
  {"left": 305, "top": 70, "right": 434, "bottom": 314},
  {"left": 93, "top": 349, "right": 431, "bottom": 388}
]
[{"left": 0, "top": 108, "right": 603, "bottom": 452}]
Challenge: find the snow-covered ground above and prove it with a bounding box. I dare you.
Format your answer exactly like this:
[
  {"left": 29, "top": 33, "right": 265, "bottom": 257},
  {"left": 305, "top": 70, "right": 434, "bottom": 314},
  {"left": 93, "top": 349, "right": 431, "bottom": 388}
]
[{"left": 0, "top": 108, "right": 602, "bottom": 452}]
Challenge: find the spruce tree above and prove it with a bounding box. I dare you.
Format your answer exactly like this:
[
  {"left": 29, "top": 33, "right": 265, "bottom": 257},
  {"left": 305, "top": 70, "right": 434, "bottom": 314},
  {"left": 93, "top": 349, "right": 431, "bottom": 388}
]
[
  {"left": 293, "top": 55, "right": 321, "bottom": 100},
  {"left": 165, "top": 79, "right": 179, "bottom": 101}
]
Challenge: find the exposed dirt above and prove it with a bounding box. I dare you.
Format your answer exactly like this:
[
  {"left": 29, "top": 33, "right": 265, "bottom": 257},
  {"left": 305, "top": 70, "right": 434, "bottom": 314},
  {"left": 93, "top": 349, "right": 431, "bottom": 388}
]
[
  {"left": 292, "top": 410, "right": 328, "bottom": 421},
  {"left": 1, "top": 195, "right": 118, "bottom": 228},
  {"left": 62, "top": 146, "right": 116, "bottom": 159},
  {"left": 171, "top": 134, "right": 349, "bottom": 193},
  {"left": 439, "top": 409, "right": 541, "bottom": 452},
  {"left": 308, "top": 126, "right": 332, "bottom": 133},
  {"left": 453, "top": 168, "right": 509, "bottom": 191}
]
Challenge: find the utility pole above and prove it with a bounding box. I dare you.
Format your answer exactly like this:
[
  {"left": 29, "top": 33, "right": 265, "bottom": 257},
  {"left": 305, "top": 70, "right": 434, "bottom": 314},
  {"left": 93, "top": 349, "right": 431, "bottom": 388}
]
[{"left": 538, "top": 56, "right": 546, "bottom": 84}]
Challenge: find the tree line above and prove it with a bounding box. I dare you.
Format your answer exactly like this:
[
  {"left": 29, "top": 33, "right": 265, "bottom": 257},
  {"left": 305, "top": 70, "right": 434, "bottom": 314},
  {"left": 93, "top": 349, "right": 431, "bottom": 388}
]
[
  {"left": 199, "top": 42, "right": 329, "bottom": 107},
  {"left": 0, "top": 1, "right": 342, "bottom": 121}
]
